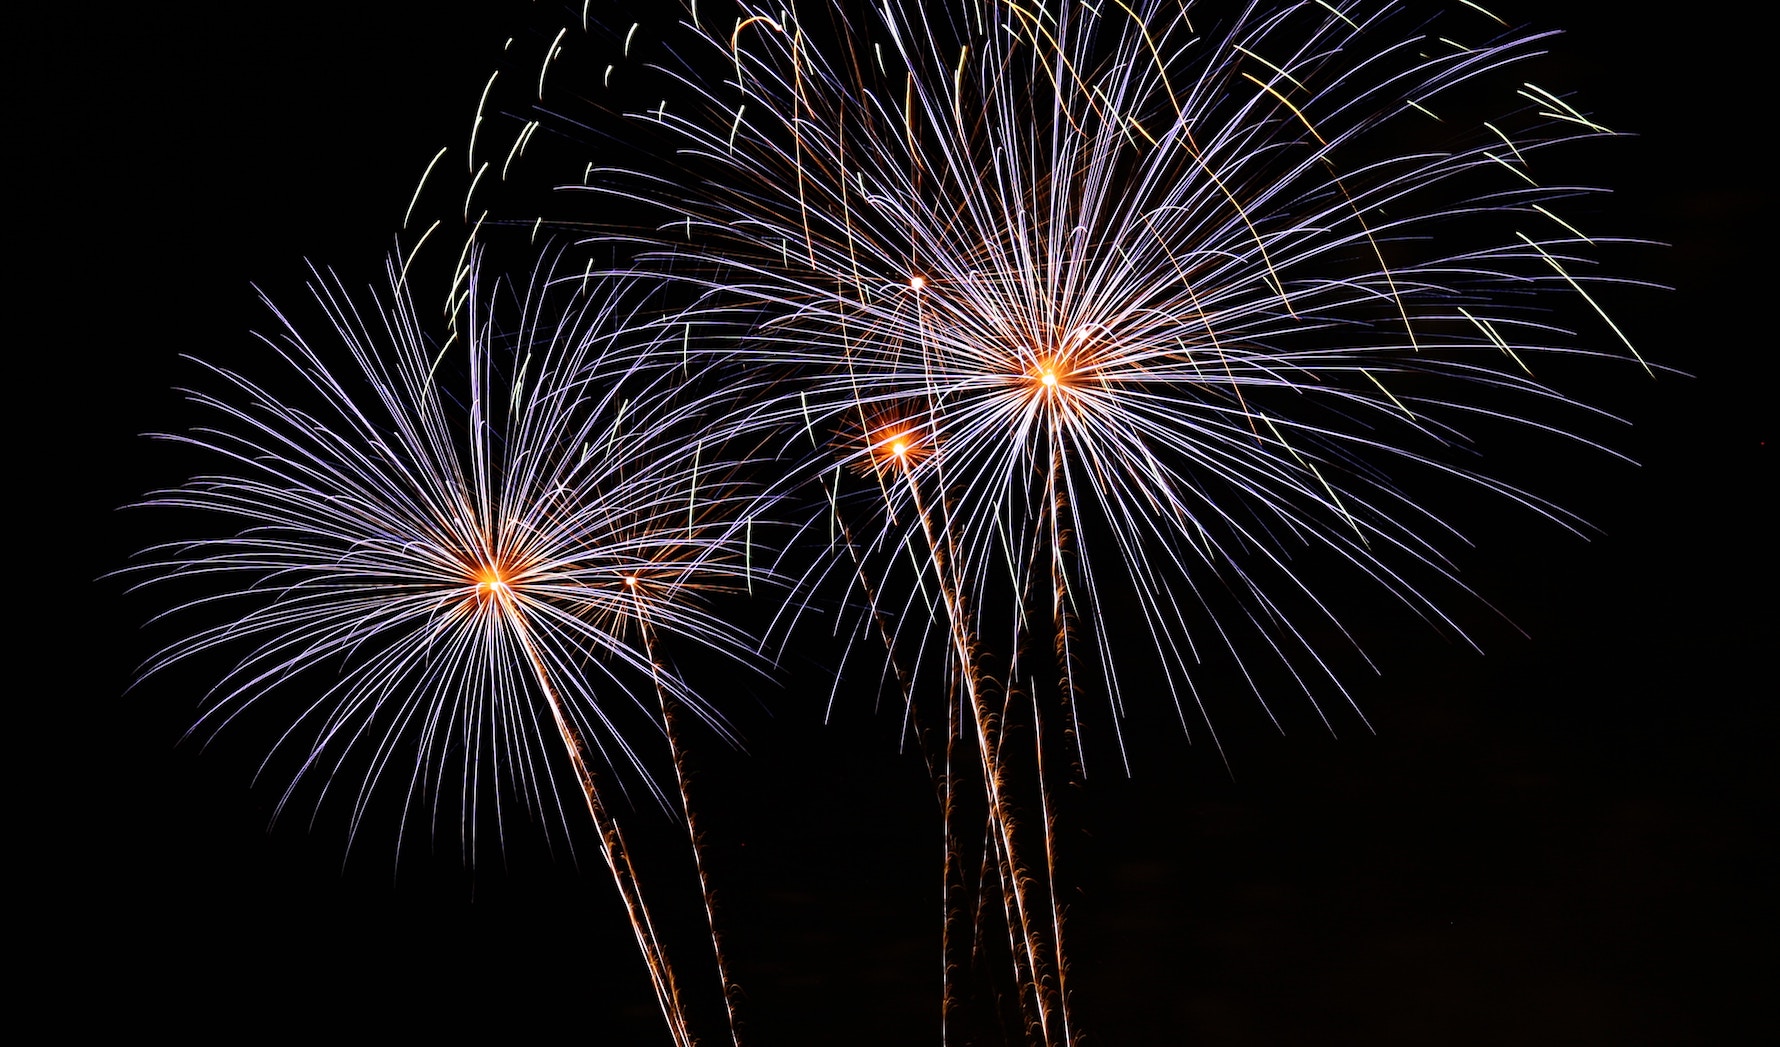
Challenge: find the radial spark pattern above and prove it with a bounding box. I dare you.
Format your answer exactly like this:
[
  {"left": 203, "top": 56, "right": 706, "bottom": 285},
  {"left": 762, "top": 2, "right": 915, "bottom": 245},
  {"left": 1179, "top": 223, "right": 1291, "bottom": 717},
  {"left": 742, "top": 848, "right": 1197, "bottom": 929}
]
[{"left": 127, "top": 257, "right": 766, "bottom": 1044}]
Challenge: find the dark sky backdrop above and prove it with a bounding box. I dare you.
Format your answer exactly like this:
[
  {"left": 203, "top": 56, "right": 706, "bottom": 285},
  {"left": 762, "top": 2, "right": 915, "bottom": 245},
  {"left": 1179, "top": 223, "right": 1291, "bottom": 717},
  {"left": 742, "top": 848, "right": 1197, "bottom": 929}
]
[{"left": 51, "top": 1, "right": 1769, "bottom": 1043}]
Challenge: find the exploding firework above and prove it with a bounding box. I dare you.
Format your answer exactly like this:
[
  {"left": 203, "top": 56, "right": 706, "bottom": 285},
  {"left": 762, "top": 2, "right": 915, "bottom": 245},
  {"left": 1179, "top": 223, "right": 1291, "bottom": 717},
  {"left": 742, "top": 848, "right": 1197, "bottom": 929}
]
[
  {"left": 483, "top": 0, "right": 1656, "bottom": 1038},
  {"left": 160, "top": 0, "right": 1656, "bottom": 1037},
  {"left": 123, "top": 254, "right": 768, "bottom": 1045}
]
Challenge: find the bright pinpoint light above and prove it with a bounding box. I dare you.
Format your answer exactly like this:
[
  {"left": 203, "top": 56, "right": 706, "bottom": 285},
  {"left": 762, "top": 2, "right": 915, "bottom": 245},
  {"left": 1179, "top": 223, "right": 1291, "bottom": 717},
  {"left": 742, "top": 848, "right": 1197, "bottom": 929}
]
[
  {"left": 891, "top": 438, "right": 908, "bottom": 457},
  {"left": 909, "top": 275, "right": 926, "bottom": 291},
  {"left": 474, "top": 564, "right": 511, "bottom": 598}
]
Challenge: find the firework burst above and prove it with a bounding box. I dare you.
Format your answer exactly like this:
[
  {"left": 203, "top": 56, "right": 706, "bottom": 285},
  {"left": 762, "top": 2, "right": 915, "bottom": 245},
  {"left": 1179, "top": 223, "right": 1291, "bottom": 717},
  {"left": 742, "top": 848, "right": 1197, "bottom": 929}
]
[
  {"left": 124, "top": 253, "right": 768, "bottom": 1045},
  {"left": 336, "top": 0, "right": 1659, "bottom": 1037}
]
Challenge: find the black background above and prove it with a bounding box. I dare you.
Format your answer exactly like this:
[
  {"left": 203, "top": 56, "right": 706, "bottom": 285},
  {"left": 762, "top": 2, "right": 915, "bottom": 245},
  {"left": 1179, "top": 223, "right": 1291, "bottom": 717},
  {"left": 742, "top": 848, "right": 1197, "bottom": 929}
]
[{"left": 39, "top": 1, "right": 1770, "bottom": 1043}]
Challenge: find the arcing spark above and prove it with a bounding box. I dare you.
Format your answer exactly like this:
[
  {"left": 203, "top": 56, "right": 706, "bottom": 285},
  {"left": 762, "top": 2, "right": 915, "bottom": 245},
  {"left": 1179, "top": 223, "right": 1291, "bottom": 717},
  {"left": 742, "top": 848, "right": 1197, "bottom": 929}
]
[
  {"left": 530, "top": 0, "right": 1653, "bottom": 1039},
  {"left": 126, "top": 255, "right": 766, "bottom": 1046}
]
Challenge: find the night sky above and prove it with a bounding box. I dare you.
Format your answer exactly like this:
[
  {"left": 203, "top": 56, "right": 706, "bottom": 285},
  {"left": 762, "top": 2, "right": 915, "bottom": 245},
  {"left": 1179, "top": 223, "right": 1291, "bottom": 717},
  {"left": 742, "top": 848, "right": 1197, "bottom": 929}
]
[{"left": 49, "top": 1, "right": 1770, "bottom": 1042}]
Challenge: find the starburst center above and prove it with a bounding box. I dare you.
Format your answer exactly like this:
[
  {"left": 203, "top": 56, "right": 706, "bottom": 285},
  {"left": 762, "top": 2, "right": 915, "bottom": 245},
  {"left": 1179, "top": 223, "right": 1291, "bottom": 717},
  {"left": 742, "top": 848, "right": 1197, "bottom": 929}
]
[
  {"left": 472, "top": 563, "right": 518, "bottom": 604},
  {"left": 1027, "top": 360, "right": 1073, "bottom": 396},
  {"left": 855, "top": 422, "right": 930, "bottom": 476}
]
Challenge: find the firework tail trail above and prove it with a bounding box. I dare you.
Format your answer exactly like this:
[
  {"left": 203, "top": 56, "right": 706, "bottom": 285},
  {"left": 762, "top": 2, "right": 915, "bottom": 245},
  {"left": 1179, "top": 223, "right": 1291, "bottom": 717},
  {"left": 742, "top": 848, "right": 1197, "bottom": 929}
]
[
  {"left": 893, "top": 442, "right": 1072, "bottom": 1043},
  {"left": 635, "top": 599, "right": 746, "bottom": 1047},
  {"left": 505, "top": 603, "right": 694, "bottom": 1046},
  {"left": 819, "top": 426, "right": 1043, "bottom": 1038},
  {"left": 817, "top": 475, "right": 990, "bottom": 1035},
  {"left": 925, "top": 289, "right": 1078, "bottom": 1044},
  {"left": 818, "top": 423, "right": 1065, "bottom": 1039}
]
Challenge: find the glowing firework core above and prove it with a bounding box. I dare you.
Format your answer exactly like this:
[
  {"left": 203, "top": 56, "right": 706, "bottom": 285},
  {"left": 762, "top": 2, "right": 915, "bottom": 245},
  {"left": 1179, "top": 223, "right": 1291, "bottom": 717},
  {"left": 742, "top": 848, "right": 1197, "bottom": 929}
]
[
  {"left": 1027, "top": 359, "right": 1070, "bottom": 395},
  {"left": 472, "top": 564, "right": 516, "bottom": 603}
]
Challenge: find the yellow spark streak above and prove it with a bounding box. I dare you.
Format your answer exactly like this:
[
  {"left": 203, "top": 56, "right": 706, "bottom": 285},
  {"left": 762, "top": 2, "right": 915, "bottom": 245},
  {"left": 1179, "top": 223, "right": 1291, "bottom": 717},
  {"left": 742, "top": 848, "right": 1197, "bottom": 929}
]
[
  {"left": 1315, "top": 0, "right": 1361, "bottom": 30},
  {"left": 1003, "top": 2, "right": 1095, "bottom": 141},
  {"left": 799, "top": 391, "right": 816, "bottom": 446},
  {"left": 1234, "top": 45, "right": 1307, "bottom": 92},
  {"left": 1460, "top": 0, "right": 1511, "bottom": 28},
  {"left": 403, "top": 146, "right": 447, "bottom": 229},
  {"left": 1176, "top": 129, "right": 1297, "bottom": 316},
  {"left": 1520, "top": 82, "right": 1613, "bottom": 134},
  {"left": 1241, "top": 71, "right": 1326, "bottom": 145},
  {"left": 1516, "top": 231, "right": 1650, "bottom": 374},
  {"left": 447, "top": 210, "right": 488, "bottom": 315},
  {"left": 1361, "top": 367, "right": 1415, "bottom": 420},
  {"left": 1484, "top": 151, "right": 1538, "bottom": 186},
  {"left": 953, "top": 45, "right": 969, "bottom": 130},
  {"left": 469, "top": 71, "right": 498, "bottom": 172},
  {"left": 464, "top": 161, "right": 489, "bottom": 219},
  {"left": 1458, "top": 306, "right": 1532, "bottom": 375},
  {"left": 1109, "top": 0, "right": 1181, "bottom": 116},
  {"left": 395, "top": 219, "right": 441, "bottom": 295},
  {"left": 728, "top": 104, "right": 746, "bottom": 154},
  {"left": 498, "top": 593, "right": 694, "bottom": 1047},
  {"left": 1534, "top": 204, "right": 1595, "bottom": 245},
  {"left": 539, "top": 27, "right": 567, "bottom": 98},
  {"left": 1138, "top": 210, "right": 1265, "bottom": 436},
  {"left": 1484, "top": 121, "right": 1526, "bottom": 164},
  {"left": 731, "top": 14, "right": 784, "bottom": 99},
  {"left": 1261, "top": 413, "right": 1365, "bottom": 543},
  {"left": 501, "top": 120, "right": 539, "bottom": 181}
]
